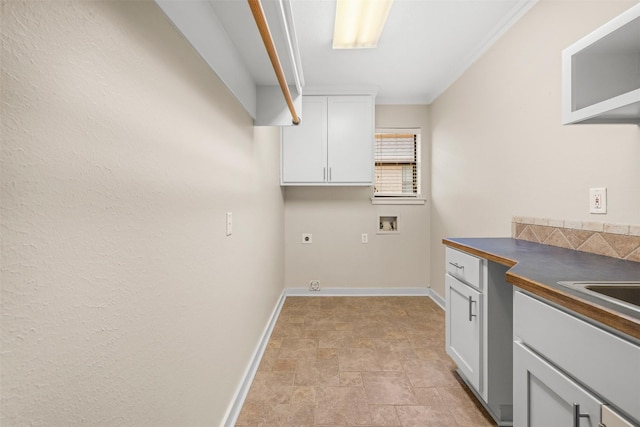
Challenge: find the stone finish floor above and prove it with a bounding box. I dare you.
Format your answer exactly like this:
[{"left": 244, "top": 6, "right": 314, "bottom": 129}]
[{"left": 236, "top": 296, "right": 496, "bottom": 426}]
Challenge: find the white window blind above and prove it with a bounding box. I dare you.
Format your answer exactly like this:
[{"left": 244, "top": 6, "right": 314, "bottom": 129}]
[{"left": 374, "top": 130, "right": 420, "bottom": 197}]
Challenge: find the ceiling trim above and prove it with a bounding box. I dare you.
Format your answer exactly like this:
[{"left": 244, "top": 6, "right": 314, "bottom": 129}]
[{"left": 426, "top": 0, "right": 539, "bottom": 104}]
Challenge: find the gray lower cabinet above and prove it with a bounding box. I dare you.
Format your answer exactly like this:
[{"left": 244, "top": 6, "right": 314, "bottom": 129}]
[
  {"left": 514, "top": 341, "right": 603, "bottom": 427},
  {"left": 446, "top": 274, "right": 481, "bottom": 390},
  {"left": 513, "top": 290, "right": 640, "bottom": 427},
  {"left": 445, "top": 247, "right": 513, "bottom": 426}
]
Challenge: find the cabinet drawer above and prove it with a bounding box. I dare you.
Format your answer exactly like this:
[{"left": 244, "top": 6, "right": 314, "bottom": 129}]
[
  {"left": 514, "top": 291, "right": 640, "bottom": 422},
  {"left": 445, "top": 247, "right": 482, "bottom": 290}
]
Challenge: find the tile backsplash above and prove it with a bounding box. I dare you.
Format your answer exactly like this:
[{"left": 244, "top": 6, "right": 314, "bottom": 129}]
[{"left": 512, "top": 217, "right": 640, "bottom": 262}]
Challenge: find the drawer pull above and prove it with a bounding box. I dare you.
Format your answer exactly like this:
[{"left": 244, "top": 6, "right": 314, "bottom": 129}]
[
  {"left": 572, "top": 403, "right": 589, "bottom": 427},
  {"left": 468, "top": 296, "right": 477, "bottom": 322},
  {"left": 449, "top": 262, "right": 465, "bottom": 270}
]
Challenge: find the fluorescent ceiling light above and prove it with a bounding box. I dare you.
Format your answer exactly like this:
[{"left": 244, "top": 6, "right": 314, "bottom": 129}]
[{"left": 333, "top": 0, "right": 394, "bottom": 49}]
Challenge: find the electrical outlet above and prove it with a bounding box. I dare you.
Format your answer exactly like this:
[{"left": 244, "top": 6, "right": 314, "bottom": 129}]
[
  {"left": 309, "top": 280, "right": 320, "bottom": 291},
  {"left": 361, "top": 233, "right": 368, "bottom": 244},
  {"left": 226, "top": 212, "right": 233, "bottom": 236},
  {"left": 302, "top": 233, "right": 313, "bottom": 244},
  {"left": 589, "top": 187, "right": 607, "bottom": 214}
]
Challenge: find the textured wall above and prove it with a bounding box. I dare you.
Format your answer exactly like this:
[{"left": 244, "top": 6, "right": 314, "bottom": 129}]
[
  {"left": 429, "top": 0, "right": 640, "bottom": 299},
  {"left": 1, "top": 1, "right": 284, "bottom": 425},
  {"left": 284, "top": 105, "right": 430, "bottom": 290}
]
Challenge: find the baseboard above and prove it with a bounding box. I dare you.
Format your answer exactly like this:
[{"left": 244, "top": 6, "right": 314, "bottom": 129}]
[
  {"left": 428, "top": 288, "right": 446, "bottom": 310},
  {"left": 284, "top": 287, "right": 430, "bottom": 296},
  {"left": 222, "top": 286, "right": 443, "bottom": 426},
  {"left": 222, "top": 291, "right": 287, "bottom": 427}
]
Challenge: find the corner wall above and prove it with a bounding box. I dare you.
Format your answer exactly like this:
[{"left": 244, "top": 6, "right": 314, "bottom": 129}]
[
  {"left": 1, "top": 2, "right": 284, "bottom": 425},
  {"left": 429, "top": 0, "right": 640, "bottom": 299},
  {"left": 284, "top": 105, "right": 430, "bottom": 290}
]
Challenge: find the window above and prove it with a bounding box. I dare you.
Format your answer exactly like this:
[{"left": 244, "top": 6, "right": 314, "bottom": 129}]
[{"left": 373, "top": 129, "right": 421, "bottom": 198}]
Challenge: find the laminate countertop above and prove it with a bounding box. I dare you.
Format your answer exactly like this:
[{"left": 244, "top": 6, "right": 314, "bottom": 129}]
[{"left": 442, "top": 237, "right": 640, "bottom": 340}]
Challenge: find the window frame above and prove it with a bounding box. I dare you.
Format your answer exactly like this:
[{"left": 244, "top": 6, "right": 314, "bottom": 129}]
[{"left": 372, "top": 128, "right": 425, "bottom": 205}]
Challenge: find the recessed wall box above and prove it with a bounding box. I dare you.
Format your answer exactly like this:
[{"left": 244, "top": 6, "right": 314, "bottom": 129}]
[{"left": 377, "top": 215, "right": 398, "bottom": 234}]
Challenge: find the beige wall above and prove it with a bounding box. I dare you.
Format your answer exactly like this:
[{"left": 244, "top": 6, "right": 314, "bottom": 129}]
[
  {"left": 284, "top": 105, "right": 430, "bottom": 290},
  {"left": 429, "top": 0, "right": 640, "bottom": 299},
  {"left": 1, "top": 1, "right": 284, "bottom": 425}
]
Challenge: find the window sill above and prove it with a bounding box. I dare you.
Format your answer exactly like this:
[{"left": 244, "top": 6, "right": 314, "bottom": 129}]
[{"left": 371, "top": 197, "right": 426, "bottom": 205}]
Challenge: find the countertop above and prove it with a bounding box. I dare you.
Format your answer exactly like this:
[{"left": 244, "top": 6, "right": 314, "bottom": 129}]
[{"left": 442, "top": 237, "right": 640, "bottom": 340}]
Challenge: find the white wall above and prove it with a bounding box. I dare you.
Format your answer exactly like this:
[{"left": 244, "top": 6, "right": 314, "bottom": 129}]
[
  {"left": 429, "top": 0, "right": 640, "bottom": 298},
  {"left": 1, "top": 1, "right": 284, "bottom": 425},
  {"left": 284, "top": 105, "right": 430, "bottom": 290}
]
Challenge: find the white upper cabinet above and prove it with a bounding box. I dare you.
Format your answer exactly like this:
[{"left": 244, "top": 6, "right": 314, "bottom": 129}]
[
  {"left": 281, "top": 95, "right": 374, "bottom": 186},
  {"left": 281, "top": 97, "right": 327, "bottom": 184},
  {"left": 562, "top": 3, "right": 640, "bottom": 124}
]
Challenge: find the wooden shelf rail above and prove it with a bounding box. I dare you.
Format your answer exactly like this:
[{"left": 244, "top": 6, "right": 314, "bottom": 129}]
[{"left": 248, "top": 0, "right": 301, "bottom": 125}]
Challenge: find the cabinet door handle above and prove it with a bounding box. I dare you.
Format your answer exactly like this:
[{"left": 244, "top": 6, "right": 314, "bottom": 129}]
[
  {"left": 449, "top": 262, "right": 465, "bottom": 270},
  {"left": 572, "top": 403, "right": 589, "bottom": 427},
  {"left": 323, "top": 167, "right": 326, "bottom": 181},
  {"left": 468, "top": 296, "right": 477, "bottom": 322},
  {"left": 329, "top": 167, "right": 332, "bottom": 181}
]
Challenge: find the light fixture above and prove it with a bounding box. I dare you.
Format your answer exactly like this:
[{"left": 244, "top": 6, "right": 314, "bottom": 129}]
[{"left": 332, "top": 0, "right": 394, "bottom": 49}]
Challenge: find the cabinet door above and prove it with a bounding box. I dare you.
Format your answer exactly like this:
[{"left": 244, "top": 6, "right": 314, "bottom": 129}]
[
  {"left": 514, "top": 341, "right": 603, "bottom": 427},
  {"left": 281, "top": 96, "right": 327, "bottom": 183},
  {"left": 445, "top": 274, "right": 481, "bottom": 391},
  {"left": 327, "top": 96, "right": 373, "bottom": 184}
]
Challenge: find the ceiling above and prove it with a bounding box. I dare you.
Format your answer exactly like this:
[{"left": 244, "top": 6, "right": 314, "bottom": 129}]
[{"left": 209, "top": 0, "right": 536, "bottom": 105}]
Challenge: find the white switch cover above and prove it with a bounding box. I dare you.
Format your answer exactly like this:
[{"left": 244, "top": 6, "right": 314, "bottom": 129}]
[
  {"left": 226, "top": 212, "right": 233, "bottom": 236},
  {"left": 361, "top": 233, "right": 368, "bottom": 244},
  {"left": 589, "top": 188, "right": 607, "bottom": 214}
]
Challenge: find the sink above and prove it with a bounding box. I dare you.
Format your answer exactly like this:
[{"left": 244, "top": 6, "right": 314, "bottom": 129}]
[{"left": 557, "top": 281, "right": 640, "bottom": 313}]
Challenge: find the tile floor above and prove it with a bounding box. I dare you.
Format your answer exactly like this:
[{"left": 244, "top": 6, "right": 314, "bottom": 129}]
[{"left": 236, "top": 296, "right": 496, "bottom": 426}]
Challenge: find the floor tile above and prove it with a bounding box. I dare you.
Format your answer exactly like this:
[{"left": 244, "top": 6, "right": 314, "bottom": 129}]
[
  {"left": 314, "top": 386, "right": 372, "bottom": 426},
  {"left": 274, "top": 358, "right": 298, "bottom": 372},
  {"left": 395, "top": 405, "right": 456, "bottom": 427},
  {"left": 278, "top": 338, "right": 318, "bottom": 359},
  {"left": 369, "top": 404, "right": 401, "bottom": 426},
  {"left": 318, "top": 329, "right": 355, "bottom": 348},
  {"left": 450, "top": 406, "right": 497, "bottom": 427},
  {"left": 235, "top": 297, "right": 497, "bottom": 426},
  {"left": 402, "top": 359, "right": 460, "bottom": 388},
  {"left": 235, "top": 401, "right": 264, "bottom": 426},
  {"left": 244, "top": 371, "right": 294, "bottom": 405},
  {"left": 295, "top": 358, "right": 340, "bottom": 386},
  {"left": 291, "top": 385, "right": 316, "bottom": 403},
  {"left": 412, "top": 387, "right": 444, "bottom": 408},
  {"left": 340, "top": 371, "right": 364, "bottom": 387},
  {"left": 362, "top": 372, "right": 418, "bottom": 405},
  {"left": 264, "top": 402, "right": 315, "bottom": 426},
  {"left": 338, "top": 347, "right": 382, "bottom": 372}
]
